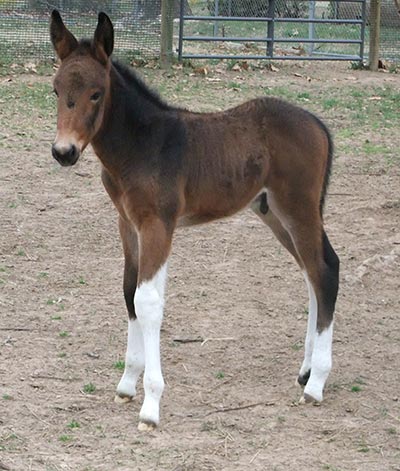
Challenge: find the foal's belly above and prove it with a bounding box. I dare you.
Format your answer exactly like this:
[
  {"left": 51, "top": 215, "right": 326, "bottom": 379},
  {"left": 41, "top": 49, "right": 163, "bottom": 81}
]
[{"left": 178, "top": 184, "right": 265, "bottom": 228}]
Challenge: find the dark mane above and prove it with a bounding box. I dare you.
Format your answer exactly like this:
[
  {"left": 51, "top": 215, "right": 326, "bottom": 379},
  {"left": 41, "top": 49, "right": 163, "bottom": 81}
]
[{"left": 111, "top": 59, "right": 177, "bottom": 113}]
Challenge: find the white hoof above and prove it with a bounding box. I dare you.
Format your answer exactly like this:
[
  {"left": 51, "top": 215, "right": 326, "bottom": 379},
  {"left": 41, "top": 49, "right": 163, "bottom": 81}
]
[
  {"left": 114, "top": 394, "right": 133, "bottom": 404},
  {"left": 299, "top": 393, "right": 321, "bottom": 405},
  {"left": 138, "top": 421, "right": 156, "bottom": 432}
]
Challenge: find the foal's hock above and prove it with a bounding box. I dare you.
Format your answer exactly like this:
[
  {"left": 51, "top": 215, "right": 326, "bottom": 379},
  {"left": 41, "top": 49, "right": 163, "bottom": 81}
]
[{"left": 50, "top": 10, "right": 339, "bottom": 431}]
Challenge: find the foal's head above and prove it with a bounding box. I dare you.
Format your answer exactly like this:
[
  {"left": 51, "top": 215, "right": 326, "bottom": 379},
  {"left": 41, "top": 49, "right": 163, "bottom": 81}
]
[{"left": 50, "top": 10, "right": 114, "bottom": 166}]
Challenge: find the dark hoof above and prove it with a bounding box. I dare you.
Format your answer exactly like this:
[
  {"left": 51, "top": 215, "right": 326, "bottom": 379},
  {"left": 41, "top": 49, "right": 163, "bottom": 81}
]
[{"left": 297, "top": 369, "right": 311, "bottom": 386}]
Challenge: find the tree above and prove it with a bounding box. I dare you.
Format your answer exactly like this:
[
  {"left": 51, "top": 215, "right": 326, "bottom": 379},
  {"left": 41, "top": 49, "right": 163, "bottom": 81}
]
[{"left": 140, "top": 0, "right": 192, "bottom": 20}]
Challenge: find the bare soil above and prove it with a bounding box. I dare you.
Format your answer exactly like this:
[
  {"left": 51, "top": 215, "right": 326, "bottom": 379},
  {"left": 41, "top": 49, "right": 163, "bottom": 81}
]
[{"left": 0, "top": 62, "right": 399, "bottom": 471}]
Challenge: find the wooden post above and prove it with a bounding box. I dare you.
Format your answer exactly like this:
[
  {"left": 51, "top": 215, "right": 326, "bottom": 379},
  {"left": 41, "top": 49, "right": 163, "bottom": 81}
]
[
  {"left": 161, "top": 0, "right": 174, "bottom": 68},
  {"left": 369, "top": 0, "right": 381, "bottom": 71}
]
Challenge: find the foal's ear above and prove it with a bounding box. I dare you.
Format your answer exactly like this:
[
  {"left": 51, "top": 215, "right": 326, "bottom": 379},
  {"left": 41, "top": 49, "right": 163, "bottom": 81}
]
[
  {"left": 93, "top": 12, "right": 114, "bottom": 62},
  {"left": 50, "top": 10, "right": 78, "bottom": 60}
]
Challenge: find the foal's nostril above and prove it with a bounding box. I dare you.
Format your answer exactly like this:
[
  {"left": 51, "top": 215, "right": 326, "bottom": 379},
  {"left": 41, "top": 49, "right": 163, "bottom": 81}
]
[{"left": 52, "top": 144, "right": 80, "bottom": 166}]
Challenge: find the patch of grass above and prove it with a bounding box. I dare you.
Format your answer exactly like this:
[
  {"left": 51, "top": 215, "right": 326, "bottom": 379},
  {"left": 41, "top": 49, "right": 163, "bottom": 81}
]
[
  {"left": 323, "top": 98, "right": 340, "bottom": 110},
  {"left": 351, "top": 385, "right": 362, "bottom": 393},
  {"left": 386, "top": 427, "right": 397, "bottom": 435},
  {"left": 227, "top": 81, "right": 242, "bottom": 89},
  {"left": 362, "top": 141, "right": 388, "bottom": 156},
  {"left": 59, "top": 331, "right": 69, "bottom": 338},
  {"left": 67, "top": 420, "right": 80, "bottom": 429},
  {"left": 297, "top": 91, "right": 310, "bottom": 100},
  {"left": 58, "top": 352, "right": 67, "bottom": 358},
  {"left": 357, "top": 443, "right": 370, "bottom": 453},
  {"left": 113, "top": 360, "right": 125, "bottom": 371},
  {"left": 51, "top": 315, "right": 62, "bottom": 320},
  {"left": 336, "top": 128, "right": 355, "bottom": 139},
  {"left": 59, "top": 434, "right": 72, "bottom": 443},
  {"left": 39, "top": 271, "right": 49, "bottom": 278},
  {"left": 291, "top": 341, "right": 303, "bottom": 351},
  {"left": 78, "top": 276, "right": 86, "bottom": 285},
  {"left": 323, "top": 466, "right": 343, "bottom": 471},
  {"left": 2, "top": 394, "right": 12, "bottom": 400},
  {"left": 215, "top": 371, "right": 225, "bottom": 380},
  {"left": 16, "top": 249, "right": 26, "bottom": 257},
  {"left": 83, "top": 383, "right": 96, "bottom": 394},
  {"left": 47, "top": 298, "right": 65, "bottom": 311}
]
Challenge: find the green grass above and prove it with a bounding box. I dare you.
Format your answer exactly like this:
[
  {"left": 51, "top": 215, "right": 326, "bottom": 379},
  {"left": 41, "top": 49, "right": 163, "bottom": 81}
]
[
  {"left": 78, "top": 276, "right": 86, "bottom": 285},
  {"left": 291, "top": 341, "right": 303, "bottom": 352},
  {"left": 67, "top": 420, "right": 80, "bottom": 429},
  {"left": 83, "top": 383, "right": 96, "bottom": 394},
  {"left": 215, "top": 371, "right": 225, "bottom": 379},
  {"left": 113, "top": 360, "right": 125, "bottom": 371}
]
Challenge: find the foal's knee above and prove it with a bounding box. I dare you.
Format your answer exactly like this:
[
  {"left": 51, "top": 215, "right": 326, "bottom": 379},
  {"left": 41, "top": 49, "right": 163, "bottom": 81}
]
[{"left": 134, "top": 282, "right": 164, "bottom": 326}]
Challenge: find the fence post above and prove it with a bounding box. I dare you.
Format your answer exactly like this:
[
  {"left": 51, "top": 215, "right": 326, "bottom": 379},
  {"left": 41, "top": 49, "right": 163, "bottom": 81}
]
[
  {"left": 369, "top": 0, "right": 381, "bottom": 70},
  {"left": 308, "top": 0, "right": 316, "bottom": 55},
  {"left": 161, "top": 0, "right": 175, "bottom": 68}
]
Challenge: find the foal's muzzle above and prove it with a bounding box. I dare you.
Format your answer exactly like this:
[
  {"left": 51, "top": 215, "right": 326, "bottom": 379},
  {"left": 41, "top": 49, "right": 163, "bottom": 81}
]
[{"left": 52, "top": 144, "right": 80, "bottom": 166}]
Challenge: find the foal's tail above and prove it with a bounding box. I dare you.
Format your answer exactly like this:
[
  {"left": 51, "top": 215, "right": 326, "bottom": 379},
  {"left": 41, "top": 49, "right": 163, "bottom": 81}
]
[{"left": 311, "top": 114, "right": 334, "bottom": 217}]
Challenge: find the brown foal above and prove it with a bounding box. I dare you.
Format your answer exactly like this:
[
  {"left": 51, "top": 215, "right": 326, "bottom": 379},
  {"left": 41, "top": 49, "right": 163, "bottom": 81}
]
[{"left": 50, "top": 11, "right": 339, "bottom": 431}]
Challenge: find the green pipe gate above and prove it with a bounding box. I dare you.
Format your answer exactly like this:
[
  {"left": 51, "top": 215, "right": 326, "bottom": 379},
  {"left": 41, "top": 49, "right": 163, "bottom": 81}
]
[{"left": 178, "top": 0, "right": 367, "bottom": 62}]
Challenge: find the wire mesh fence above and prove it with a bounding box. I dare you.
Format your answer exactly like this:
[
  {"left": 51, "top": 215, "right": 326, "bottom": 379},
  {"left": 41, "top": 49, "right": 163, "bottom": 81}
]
[
  {"left": 0, "top": 0, "right": 399, "bottom": 66},
  {"left": 335, "top": 0, "right": 400, "bottom": 61},
  {"left": 0, "top": 0, "right": 163, "bottom": 65}
]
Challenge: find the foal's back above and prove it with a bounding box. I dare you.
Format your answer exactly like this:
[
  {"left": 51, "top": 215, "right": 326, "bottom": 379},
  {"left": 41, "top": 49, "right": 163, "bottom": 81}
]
[{"left": 178, "top": 97, "right": 329, "bottom": 222}]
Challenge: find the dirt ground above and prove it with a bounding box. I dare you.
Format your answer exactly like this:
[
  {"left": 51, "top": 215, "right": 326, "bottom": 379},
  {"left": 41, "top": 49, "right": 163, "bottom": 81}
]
[{"left": 0, "top": 61, "right": 399, "bottom": 471}]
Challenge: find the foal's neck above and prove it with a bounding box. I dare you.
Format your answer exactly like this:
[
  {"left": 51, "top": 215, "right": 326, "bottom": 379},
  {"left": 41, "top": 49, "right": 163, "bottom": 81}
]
[{"left": 91, "top": 61, "right": 175, "bottom": 175}]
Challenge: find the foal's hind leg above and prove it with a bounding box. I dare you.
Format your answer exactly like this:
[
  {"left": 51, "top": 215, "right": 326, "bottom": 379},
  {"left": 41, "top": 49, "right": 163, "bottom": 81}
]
[
  {"left": 252, "top": 192, "right": 339, "bottom": 402},
  {"left": 115, "top": 217, "right": 145, "bottom": 403},
  {"left": 282, "top": 211, "right": 339, "bottom": 403},
  {"left": 251, "top": 194, "right": 315, "bottom": 386},
  {"left": 299, "top": 230, "right": 339, "bottom": 402}
]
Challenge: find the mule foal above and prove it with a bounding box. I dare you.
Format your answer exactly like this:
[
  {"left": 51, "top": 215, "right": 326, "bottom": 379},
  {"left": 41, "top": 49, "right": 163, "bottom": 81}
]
[{"left": 50, "top": 11, "right": 339, "bottom": 430}]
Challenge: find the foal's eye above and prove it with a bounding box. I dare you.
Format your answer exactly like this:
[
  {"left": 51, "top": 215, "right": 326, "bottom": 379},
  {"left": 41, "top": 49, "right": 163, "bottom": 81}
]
[{"left": 90, "top": 92, "right": 101, "bottom": 102}]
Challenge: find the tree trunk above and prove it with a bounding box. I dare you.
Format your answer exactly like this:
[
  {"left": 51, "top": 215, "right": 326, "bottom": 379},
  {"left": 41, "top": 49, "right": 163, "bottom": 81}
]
[
  {"left": 142, "top": 0, "right": 191, "bottom": 19},
  {"left": 369, "top": 0, "right": 381, "bottom": 71}
]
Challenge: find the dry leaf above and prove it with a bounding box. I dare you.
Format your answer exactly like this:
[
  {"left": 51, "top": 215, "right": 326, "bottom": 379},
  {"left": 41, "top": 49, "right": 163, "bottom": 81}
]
[{"left": 194, "top": 67, "right": 209, "bottom": 76}]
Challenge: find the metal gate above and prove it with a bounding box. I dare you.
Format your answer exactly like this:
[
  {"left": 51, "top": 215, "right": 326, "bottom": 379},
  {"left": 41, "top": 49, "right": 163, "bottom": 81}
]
[{"left": 178, "top": 0, "right": 367, "bottom": 62}]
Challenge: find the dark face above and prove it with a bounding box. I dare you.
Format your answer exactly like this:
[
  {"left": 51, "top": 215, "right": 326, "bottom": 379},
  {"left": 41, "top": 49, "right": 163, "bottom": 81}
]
[
  {"left": 52, "top": 56, "right": 109, "bottom": 166},
  {"left": 50, "top": 10, "right": 114, "bottom": 166}
]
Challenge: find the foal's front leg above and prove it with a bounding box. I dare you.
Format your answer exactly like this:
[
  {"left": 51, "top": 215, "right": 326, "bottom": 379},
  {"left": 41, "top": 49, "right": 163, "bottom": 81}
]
[
  {"left": 115, "top": 217, "right": 145, "bottom": 402},
  {"left": 134, "top": 217, "right": 173, "bottom": 431}
]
